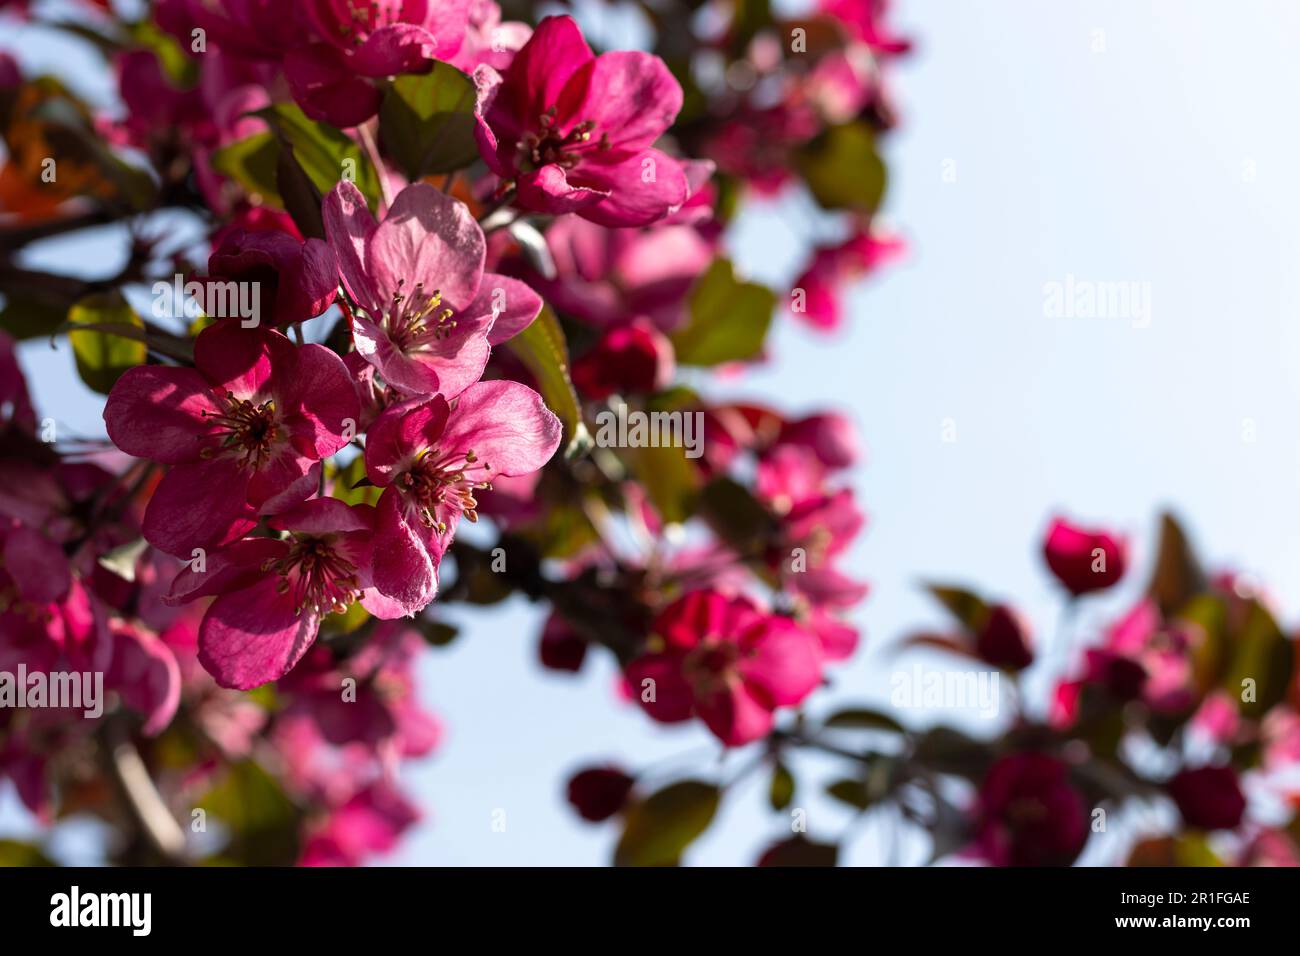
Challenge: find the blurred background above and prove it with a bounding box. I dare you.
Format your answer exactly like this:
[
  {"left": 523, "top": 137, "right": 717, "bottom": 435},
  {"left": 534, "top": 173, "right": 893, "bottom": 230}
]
[{"left": 6, "top": 0, "right": 1300, "bottom": 864}]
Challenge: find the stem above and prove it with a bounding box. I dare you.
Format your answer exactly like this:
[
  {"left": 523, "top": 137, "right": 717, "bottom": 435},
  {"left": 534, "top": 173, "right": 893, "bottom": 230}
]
[
  {"left": 102, "top": 718, "right": 186, "bottom": 863},
  {"left": 356, "top": 123, "right": 394, "bottom": 209}
]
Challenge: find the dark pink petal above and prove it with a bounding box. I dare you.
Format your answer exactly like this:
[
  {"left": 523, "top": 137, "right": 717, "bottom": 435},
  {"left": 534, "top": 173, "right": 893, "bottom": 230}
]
[
  {"left": 285, "top": 43, "right": 382, "bottom": 128},
  {"left": 165, "top": 537, "right": 287, "bottom": 605},
  {"left": 696, "top": 682, "right": 775, "bottom": 746},
  {"left": 625, "top": 653, "right": 694, "bottom": 723},
  {"left": 738, "top": 620, "right": 822, "bottom": 707},
  {"left": 578, "top": 149, "right": 689, "bottom": 227},
  {"left": 275, "top": 342, "right": 360, "bottom": 458},
  {"left": 516, "top": 164, "right": 607, "bottom": 216},
  {"left": 324, "top": 182, "right": 382, "bottom": 311},
  {"left": 655, "top": 590, "right": 729, "bottom": 650},
  {"left": 103, "top": 365, "right": 218, "bottom": 464},
  {"left": 364, "top": 396, "right": 449, "bottom": 485},
  {"left": 558, "top": 51, "right": 682, "bottom": 152},
  {"left": 439, "top": 379, "right": 562, "bottom": 478},
  {"left": 199, "top": 575, "right": 320, "bottom": 689},
  {"left": 247, "top": 450, "right": 318, "bottom": 513},
  {"left": 470, "top": 65, "right": 511, "bottom": 177},
  {"left": 106, "top": 627, "right": 181, "bottom": 736},
  {"left": 371, "top": 490, "right": 438, "bottom": 614},
  {"left": 193, "top": 321, "right": 276, "bottom": 401},
  {"left": 282, "top": 238, "right": 340, "bottom": 323},
  {"left": 365, "top": 183, "right": 485, "bottom": 311},
  {"left": 499, "top": 15, "right": 593, "bottom": 130},
  {"left": 3, "top": 527, "right": 70, "bottom": 604},
  {"left": 269, "top": 496, "right": 370, "bottom": 535},
  {"left": 347, "top": 23, "right": 439, "bottom": 76},
  {"left": 472, "top": 273, "right": 542, "bottom": 344},
  {"left": 142, "top": 459, "right": 256, "bottom": 557}
]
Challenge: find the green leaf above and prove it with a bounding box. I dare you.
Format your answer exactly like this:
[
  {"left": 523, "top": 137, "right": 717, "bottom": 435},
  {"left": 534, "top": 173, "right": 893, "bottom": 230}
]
[
  {"left": 697, "top": 476, "right": 778, "bottom": 559},
  {"left": 277, "top": 142, "right": 326, "bottom": 240},
  {"left": 614, "top": 781, "right": 719, "bottom": 867},
  {"left": 329, "top": 455, "right": 380, "bottom": 507},
  {"left": 758, "top": 835, "right": 838, "bottom": 867},
  {"left": 923, "top": 584, "right": 990, "bottom": 633},
  {"left": 505, "top": 306, "right": 591, "bottom": 460},
  {"left": 823, "top": 708, "right": 905, "bottom": 734},
  {"left": 0, "top": 293, "right": 67, "bottom": 340},
  {"left": 825, "top": 778, "right": 871, "bottom": 810},
  {"left": 769, "top": 762, "right": 795, "bottom": 811},
  {"left": 257, "top": 103, "right": 382, "bottom": 209},
  {"left": 1147, "top": 512, "right": 1205, "bottom": 616},
  {"left": 198, "top": 761, "right": 302, "bottom": 866},
  {"left": 1222, "top": 600, "right": 1294, "bottom": 719},
  {"left": 211, "top": 131, "right": 281, "bottom": 204},
  {"left": 379, "top": 64, "right": 480, "bottom": 179},
  {"left": 626, "top": 441, "right": 700, "bottom": 525},
  {"left": 0, "top": 839, "right": 54, "bottom": 866},
  {"left": 67, "top": 291, "right": 146, "bottom": 394},
  {"left": 97, "top": 537, "right": 148, "bottom": 582},
  {"left": 795, "top": 121, "right": 887, "bottom": 214},
  {"left": 670, "top": 259, "right": 775, "bottom": 366}
]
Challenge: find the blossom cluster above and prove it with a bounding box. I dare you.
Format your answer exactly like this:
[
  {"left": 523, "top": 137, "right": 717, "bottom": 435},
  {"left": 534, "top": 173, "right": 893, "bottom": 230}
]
[{"left": 0, "top": 0, "right": 906, "bottom": 865}]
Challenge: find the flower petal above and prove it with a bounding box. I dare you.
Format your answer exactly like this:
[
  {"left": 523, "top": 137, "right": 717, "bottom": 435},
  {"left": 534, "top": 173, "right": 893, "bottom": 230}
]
[
  {"left": 473, "top": 273, "right": 542, "bottom": 344},
  {"left": 440, "top": 379, "right": 562, "bottom": 478},
  {"left": 365, "top": 183, "right": 485, "bottom": 312},
  {"left": 199, "top": 576, "right": 320, "bottom": 689},
  {"left": 103, "top": 365, "right": 217, "bottom": 464},
  {"left": 324, "top": 181, "right": 382, "bottom": 311},
  {"left": 142, "top": 459, "right": 256, "bottom": 557}
]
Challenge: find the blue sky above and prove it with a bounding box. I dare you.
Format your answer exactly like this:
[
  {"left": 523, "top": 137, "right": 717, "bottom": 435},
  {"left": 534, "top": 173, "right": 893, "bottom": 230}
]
[{"left": 6, "top": 0, "right": 1300, "bottom": 865}]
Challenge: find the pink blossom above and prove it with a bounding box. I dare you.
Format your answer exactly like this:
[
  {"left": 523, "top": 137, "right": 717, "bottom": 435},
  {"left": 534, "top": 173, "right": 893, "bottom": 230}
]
[
  {"left": 450, "top": 0, "right": 531, "bottom": 72},
  {"left": 473, "top": 15, "right": 688, "bottom": 226},
  {"left": 166, "top": 498, "right": 404, "bottom": 689},
  {"left": 206, "top": 229, "right": 339, "bottom": 327},
  {"left": 363, "top": 379, "right": 561, "bottom": 613},
  {"left": 792, "top": 228, "right": 905, "bottom": 332},
  {"left": 286, "top": 0, "right": 471, "bottom": 126},
  {"left": 104, "top": 322, "right": 359, "bottom": 557},
  {"left": 324, "top": 181, "right": 541, "bottom": 396},
  {"left": 625, "top": 590, "right": 823, "bottom": 746}
]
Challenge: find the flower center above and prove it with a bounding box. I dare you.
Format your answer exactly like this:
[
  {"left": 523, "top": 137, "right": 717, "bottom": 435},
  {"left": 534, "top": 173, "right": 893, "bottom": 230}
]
[
  {"left": 398, "top": 447, "right": 492, "bottom": 534},
  {"left": 326, "top": 0, "right": 403, "bottom": 46},
  {"left": 384, "top": 278, "right": 459, "bottom": 353},
  {"left": 201, "top": 397, "right": 279, "bottom": 469},
  {"left": 518, "top": 108, "right": 609, "bottom": 171},
  {"left": 263, "top": 535, "right": 362, "bottom": 616},
  {"left": 683, "top": 638, "right": 740, "bottom": 695}
]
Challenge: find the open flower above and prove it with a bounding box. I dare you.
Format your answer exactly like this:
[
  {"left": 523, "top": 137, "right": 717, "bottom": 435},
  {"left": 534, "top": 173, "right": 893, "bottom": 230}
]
[
  {"left": 363, "top": 379, "right": 561, "bottom": 613},
  {"left": 166, "top": 498, "right": 403, "bottom": 689},
  {"left": 324, "top": 181, "right": 541, "bottom": 397},
  {"left": 285, "top": 0, "right": 471, "bottom": 126},
  {"left": 473, "top": 15, "right": 688, "bottom": 226},
  {"left": 625, "top": 590, "right": 823, "bottom": 747},
  {"left": 104, "top": 322, "right": 359, "bottom": 557}
]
